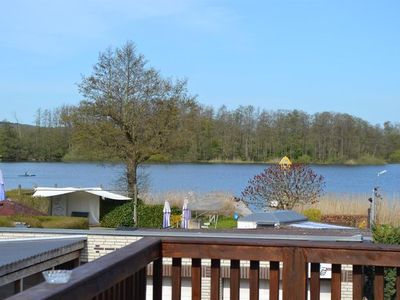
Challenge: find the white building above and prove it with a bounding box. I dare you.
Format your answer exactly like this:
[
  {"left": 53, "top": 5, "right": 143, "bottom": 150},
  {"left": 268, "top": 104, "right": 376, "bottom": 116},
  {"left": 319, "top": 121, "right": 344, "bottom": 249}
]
[{"left": 33, "top": 187, "right": 131, "bottom": 225}]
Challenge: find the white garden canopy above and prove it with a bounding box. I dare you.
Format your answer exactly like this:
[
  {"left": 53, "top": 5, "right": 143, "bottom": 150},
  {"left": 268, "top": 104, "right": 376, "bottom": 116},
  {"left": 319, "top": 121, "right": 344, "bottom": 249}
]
[{"left": 33, "top": 187, "right": 131, "bottom": 200}]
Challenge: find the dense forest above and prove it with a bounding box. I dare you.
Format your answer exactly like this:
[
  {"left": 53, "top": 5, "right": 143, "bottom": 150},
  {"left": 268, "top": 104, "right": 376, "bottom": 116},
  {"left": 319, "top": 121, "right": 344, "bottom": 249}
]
[
  {"left": 1, "top": 105, "right": 400, "bottom": 164},
  {"left": 0, "top": 108, "right": 71, "bottom": 162}
]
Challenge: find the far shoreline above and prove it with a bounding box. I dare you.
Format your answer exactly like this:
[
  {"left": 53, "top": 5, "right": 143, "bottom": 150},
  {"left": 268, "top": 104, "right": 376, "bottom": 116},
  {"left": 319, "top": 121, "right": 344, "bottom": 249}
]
[{"left": 1, "top": 159, "right": 395, "bottom": 166}]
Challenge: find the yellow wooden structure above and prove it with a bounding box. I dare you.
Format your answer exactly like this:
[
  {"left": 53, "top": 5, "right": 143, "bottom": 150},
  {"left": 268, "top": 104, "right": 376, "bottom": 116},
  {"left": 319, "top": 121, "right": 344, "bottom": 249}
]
[{"left": 279, "top": 156, "right": 292, "bottom": 168}]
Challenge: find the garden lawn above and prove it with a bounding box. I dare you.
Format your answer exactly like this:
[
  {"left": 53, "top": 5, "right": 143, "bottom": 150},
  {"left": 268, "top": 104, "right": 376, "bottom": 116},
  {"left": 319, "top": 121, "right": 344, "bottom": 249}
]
[{"left": 0, "top": 215, "right": 89, "bottom": 229}]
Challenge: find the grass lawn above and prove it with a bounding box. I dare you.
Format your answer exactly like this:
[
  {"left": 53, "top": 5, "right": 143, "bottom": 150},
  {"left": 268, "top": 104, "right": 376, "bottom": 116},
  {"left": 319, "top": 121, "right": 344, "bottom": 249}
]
[
  {"left": 6, "top": 188, "right": 49, "bottom": 213},
  {"left": 215, "top": 216, "right": 237, "bottom": 229},
  {"left": 0, "top": 215, "right": 89, "bottom": 229}
]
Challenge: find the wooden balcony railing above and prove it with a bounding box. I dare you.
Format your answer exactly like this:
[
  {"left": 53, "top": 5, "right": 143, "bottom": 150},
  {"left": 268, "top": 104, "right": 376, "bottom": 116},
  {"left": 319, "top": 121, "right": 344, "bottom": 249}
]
[{"left": 8, "top": 236, "right": 400, "bottom": 300}]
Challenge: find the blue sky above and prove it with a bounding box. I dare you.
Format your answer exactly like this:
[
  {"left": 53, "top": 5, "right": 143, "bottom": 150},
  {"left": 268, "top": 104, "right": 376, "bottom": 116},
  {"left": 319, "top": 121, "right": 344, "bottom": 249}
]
[{"left": 1, "top": 0, "right": 399, "bottom": 125}]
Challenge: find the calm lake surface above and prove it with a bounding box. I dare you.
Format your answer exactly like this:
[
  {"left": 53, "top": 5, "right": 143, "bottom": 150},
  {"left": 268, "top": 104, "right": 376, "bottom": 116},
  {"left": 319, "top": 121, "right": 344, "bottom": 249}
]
[{"left": 1, "top": 162, "right": 400, "bottom": 197}]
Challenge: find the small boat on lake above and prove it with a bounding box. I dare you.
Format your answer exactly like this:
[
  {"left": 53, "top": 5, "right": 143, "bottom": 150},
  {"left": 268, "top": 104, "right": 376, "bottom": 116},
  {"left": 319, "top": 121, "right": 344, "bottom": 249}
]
[{"left": 18, "top": 172, "right": 36, "bottom": 177}]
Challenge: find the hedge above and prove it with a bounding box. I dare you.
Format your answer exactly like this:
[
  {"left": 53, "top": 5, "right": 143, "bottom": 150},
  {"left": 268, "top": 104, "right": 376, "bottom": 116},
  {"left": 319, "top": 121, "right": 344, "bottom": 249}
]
[
  {"left": 101, "top": 201, "right": 181, "bottom": 228},
  {"left": 100, "top": 202, "right": 133, "bottom": 228}
]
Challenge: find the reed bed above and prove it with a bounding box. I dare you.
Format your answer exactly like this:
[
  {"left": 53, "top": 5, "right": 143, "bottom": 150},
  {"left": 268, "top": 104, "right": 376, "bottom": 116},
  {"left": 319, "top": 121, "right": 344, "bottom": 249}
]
[
  {"left": 140, "top": 190, "right": 230, "bottom": 206},
  {"left": 297, "top": 192, "right": 400, "bottom": 226},
  {"left": 140, "top": 191, "right": 238, "bottom": 215},
  {"left": 142, "top": 190, "right": 400, "bottom": 226},
  {"left": 315, "top": 193, "right": 370, "bottom": 215}
]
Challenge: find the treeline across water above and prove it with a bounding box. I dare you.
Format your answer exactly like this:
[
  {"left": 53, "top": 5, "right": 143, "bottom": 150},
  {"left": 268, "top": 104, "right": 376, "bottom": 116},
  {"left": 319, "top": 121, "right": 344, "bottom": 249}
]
[
  {"left": 1, "top": 105, "right": 400, "bottom": 164},
  {"left": 0, "top": 108, "right": 71, "bottom": 161}
]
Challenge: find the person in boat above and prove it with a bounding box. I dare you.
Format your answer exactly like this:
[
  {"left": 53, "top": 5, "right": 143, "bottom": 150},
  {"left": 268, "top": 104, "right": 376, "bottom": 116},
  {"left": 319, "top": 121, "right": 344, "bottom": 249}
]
[{"left": 22, "top": 172, "right": 35, "bottom": 176}]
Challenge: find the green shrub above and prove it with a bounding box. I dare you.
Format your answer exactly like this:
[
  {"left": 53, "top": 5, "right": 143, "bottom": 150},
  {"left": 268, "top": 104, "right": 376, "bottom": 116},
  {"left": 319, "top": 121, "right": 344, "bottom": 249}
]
[
  {"left": 100, "top": 199, "right": 129, "bottom": 219},
  {"left": 101, "top": 202, "right": 134, "bottom": 228},
  {"left": 374, "top": 225, "right": 400, "bottom": 244},
  {"left": 138, "top": 204, "right": 181, "bottom": 228},
  {"left": 101, "top": 201, "right": 182, "bottom": 228},
  {"left": 137, "top": 203, "right": 164, "bottom": 228},
  {"left": 302, "top": 208, "right": 322, "bottom": 222},
  {"left": 215, "top": 216, "right": 237, "bottom": 229},
  {"left": 368, "top": 225, "right": 400, "bottom": 299}
]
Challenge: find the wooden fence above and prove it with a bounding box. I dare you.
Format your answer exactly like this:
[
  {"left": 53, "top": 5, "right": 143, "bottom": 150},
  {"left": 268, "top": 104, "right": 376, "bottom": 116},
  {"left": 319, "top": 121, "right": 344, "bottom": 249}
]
[{"left": 8, "top": 237, "right": 400, "bottom": 300}]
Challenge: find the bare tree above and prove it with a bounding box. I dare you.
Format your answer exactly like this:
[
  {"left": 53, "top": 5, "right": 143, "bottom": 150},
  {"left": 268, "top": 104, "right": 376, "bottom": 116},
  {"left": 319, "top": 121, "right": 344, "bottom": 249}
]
[
  {"left": 73, "top": 42, "right": 194, "bottom": 225},
  {"left": 242, "top": 164, "right": 325, "bottom": 210}
]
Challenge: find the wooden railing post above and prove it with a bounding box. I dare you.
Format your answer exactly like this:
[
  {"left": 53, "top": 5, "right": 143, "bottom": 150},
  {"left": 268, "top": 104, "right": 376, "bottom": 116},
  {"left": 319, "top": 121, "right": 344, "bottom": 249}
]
[
  {"left": 331, "top": 264, "right": 341, "bottom": 300},
  {"left": 269, "top": 261, "right": 280, "bottom": 300},
  {"left": 352, "top": 265, "right": 364, "bottom": 300},
  {"left": 310, "top": 263, "right": 320, "bottom": 300},
  {"left": 153, "top": 258, "right": 163, "bottom": 300},
  {"left": 230, "top": 260, "right": 240, "bottom": 300},
  {"left": 191, "top": 258, "right": 201, "bottom": 300},
  {"left": 396, "top": 267, "right": 400, "bottom": 300},
  {"left": 210, "top": 259, "right": 221, "bottom": 300},
  {"left": 171, "top": 258, "right": 182, "bottom": 300},
  {"left": 282, "top": 248, "right": 307, "bottom": 300},
  {"left": 249, "top": 260, "right": 259, "bottom": 300},
  {"left": 374, "top": 266, "right": 384, "bottom": 300}
]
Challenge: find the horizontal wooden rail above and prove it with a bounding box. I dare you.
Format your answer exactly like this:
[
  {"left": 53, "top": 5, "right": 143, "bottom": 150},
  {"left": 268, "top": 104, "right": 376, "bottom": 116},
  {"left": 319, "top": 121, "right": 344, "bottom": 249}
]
[
  {"left": 161, "top": 237, "right": 400, "bottom": 256},
  {"left": 7, "top": 238, "right": 162, "bottom": 300}
]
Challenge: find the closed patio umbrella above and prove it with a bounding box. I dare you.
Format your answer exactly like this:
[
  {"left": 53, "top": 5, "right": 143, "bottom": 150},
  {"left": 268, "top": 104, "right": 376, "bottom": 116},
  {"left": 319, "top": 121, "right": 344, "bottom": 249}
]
[
  {"left": 0, "top": 170, "right": 5, "bottom": 201},
  {"left": 162, "top": 201, "right": 171, "bottom": 228},
  {"left": 181, "top": 199, "right": 191, "bottom": 229}
]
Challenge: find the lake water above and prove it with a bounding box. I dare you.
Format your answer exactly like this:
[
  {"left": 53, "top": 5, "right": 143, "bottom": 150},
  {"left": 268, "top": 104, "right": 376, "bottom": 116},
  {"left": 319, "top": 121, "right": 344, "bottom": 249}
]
[{"left": 0, "top": 162, "right": 399, "bottom": 198}]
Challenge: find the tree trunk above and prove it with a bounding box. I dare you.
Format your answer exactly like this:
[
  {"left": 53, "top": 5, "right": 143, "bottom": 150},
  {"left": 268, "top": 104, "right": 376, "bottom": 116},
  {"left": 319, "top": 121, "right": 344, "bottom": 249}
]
[{"left": 127, "top": 159, "right": 138, "bottom": 227}]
